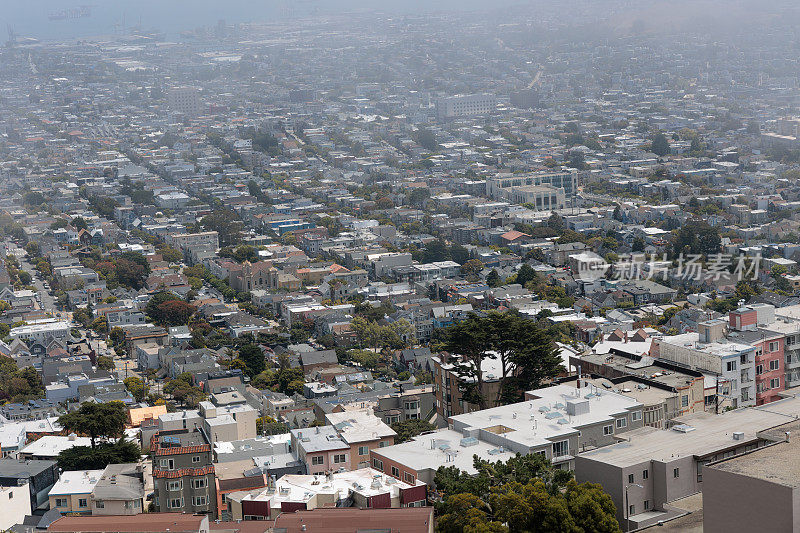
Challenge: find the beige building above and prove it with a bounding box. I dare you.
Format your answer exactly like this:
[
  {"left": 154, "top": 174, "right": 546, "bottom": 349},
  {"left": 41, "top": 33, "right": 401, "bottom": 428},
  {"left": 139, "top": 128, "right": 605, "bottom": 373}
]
[
  {"left": 703, "top": 420, "right": 800, "bottom": 533},
  {"left": 575, "top": 395, "right": 800, "bottom": 530},
  {"left": 49, "top": 470, "right": 103, "bottom": 514},
  {"left": 90, "top": 463, "right": 145, "bottom": 515}
]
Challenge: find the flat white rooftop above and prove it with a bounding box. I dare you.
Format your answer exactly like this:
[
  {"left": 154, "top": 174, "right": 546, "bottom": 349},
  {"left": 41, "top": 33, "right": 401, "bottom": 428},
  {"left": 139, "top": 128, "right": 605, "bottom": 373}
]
[{"left": 449, "top": 384, "right": 643, "bottom": 451}]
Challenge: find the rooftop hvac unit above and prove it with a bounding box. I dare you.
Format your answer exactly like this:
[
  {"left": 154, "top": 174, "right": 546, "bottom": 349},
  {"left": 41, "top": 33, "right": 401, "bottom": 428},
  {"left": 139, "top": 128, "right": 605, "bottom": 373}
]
[
  {"left": 566, "top": 399, "right": 590, "bottom": 416},
  {"left": 733, "top": 431, "right": 744, "bottom": 441}
]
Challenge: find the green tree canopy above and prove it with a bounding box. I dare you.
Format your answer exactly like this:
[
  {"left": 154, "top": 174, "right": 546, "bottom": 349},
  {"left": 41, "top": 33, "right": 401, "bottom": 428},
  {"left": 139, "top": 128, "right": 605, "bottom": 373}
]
[
  {"left": 391, "top": 419, "right": 436, "bottom": 443},
  {"left": 441, "top": 312, "right": 564, "bottom": 408},
  {"left": 58, "top": 401, "right": 127, "bottom": 449}
]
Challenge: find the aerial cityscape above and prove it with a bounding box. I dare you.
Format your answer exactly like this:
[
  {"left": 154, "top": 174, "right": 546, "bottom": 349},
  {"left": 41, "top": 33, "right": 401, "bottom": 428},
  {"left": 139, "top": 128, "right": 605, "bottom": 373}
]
[{"left": 1, "top": 1, "right": 799, "bottom": 532}]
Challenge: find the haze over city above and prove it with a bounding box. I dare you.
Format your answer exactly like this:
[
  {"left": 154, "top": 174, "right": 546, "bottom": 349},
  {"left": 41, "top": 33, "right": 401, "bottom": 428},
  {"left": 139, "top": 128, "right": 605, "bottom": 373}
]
[{"left": 0, "top": 1, "right": 799, "bottom": 532}]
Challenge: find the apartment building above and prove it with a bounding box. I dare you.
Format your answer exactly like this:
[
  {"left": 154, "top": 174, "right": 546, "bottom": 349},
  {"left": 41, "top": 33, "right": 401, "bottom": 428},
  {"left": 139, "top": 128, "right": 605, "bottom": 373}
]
[
  {"left": 150, "top": 429, "right": 216, "bottom": 516},
  {"left": 90, "top": 463, "right": 146, "bottom": 516},
  {"left": 728, "top": 305, "right": 785, "bottom": 404},
  {"left": 165, "top": 231, "right": 219, "bottom": 254},
  {"left": 225, "top": 468, "right": 427, "bottom": 520},
  {"left": 291, "top": 410, "right": 395, "bottom": 475},
  {"left": 433, "top": 353, "right": 504, "bottom": 418},
  {"left": 575, "top": 394, "right": 800, "bottom": 530},
  {"left": 167, "top": 86, "right": 202, "bottom": 115},
  {"left": 436, "top": 93, "right": 496, "bottom": 120},
  {"left": 651, "top": 320, "right": 757, "bottom": 408},
  {"left": 487, "top": 170, "right": 578, "bottom": 198},
  {"left": 49, "top": 470, "right": 103, "bottom": 515},
  {"left": 703, "top": 420, "right": 800, "bottom": 533},
  {"left": 375, "top": 384, "right": 644, "bottom": 488}
]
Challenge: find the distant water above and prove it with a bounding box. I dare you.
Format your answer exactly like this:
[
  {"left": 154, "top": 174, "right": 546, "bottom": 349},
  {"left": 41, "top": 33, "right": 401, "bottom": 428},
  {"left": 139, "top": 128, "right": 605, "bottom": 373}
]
[{"left": 1, "top": 0, "right": 521, "bottom": 41}]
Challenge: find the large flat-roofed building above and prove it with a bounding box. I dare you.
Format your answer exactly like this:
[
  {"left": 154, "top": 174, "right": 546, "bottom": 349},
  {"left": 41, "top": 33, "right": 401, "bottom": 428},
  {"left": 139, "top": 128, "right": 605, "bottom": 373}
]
[
  {"left": 369, "top": 427, "right": 516, "bottom": 487},
  {"left": 9, "top": 319, "right": 71, "bottom": 344},
  {"left": 487, "top": 170, "right": 578, "bottom": 198},
  {"left": 167, "top": 86, "right": 202, "bottom": 116},
  {"left": 503, "top": 184, "right": 566, "bottom": 211},
  {"left": 436, "top": 93, "right": 496, "bottom": 120},
  {"left": 703, "top": 420, "right": 800, "bottom": 533},
  {"left": 575, "top": 394, "right": 800, "bottom": 530},
  {"left": 165, "top": 231, "right": 219, "bottom": 254},
  {"left": 449, "top": 384, "right": 643, "bottom": 469},
  {"left": 224, "top": 467, "right": 427, "bottom": 521},
  {"left": 651, "top": 320, "right": 757, "bottom": 409}
]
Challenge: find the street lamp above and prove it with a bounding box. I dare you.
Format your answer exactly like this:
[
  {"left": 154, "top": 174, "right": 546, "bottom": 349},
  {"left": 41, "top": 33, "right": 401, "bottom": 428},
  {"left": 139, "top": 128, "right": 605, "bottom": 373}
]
[{"left": 625, "top": 483, "right": 643, "bottom": 533}]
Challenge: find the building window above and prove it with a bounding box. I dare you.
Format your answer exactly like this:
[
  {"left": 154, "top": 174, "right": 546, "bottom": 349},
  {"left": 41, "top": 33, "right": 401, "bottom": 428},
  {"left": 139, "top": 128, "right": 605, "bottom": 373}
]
[
  {"left": 391, "top": 466, "right": 400, "bottom": 477},
  {"left": 756, "top": 364, "right": 763, "bottom": 375},
  {"left": 726, "top": 361, "right": 737, "bottom": 372},
  {"left": 629, "top": 504, "right": 635, "bottom": 516},
  {"left": 642, "top": 469, "right": 648, "bottom": 480},
  {"left": 644, "top": 500, "right": 650, "bottom": 511},
  {"left": 770, "top": 360, "right": 780, "bottom": 371},
  {"left": 769, "top": 341, "right": 779, "bottom": 353},
  {"left": 603, "top": 425, "right": 613, "bottom": 435},
  {"left": 168, "top": 498, "right": 183, "bottom": 509},
  {"left": 160, "top": 459, "right": 175, "bottom": 470},
  {"left": 168, "top": 480, "right": 182, "bottom": 491},
  {"left": 681, "top": 395, "right": 689, "bottom": 407},
  {"left": 193, "top": 496, "right": 207, "bottom": 506},
  {"left": 95, "top": 501, "right": 104, "bottom": 509},
  {"left": 631, "top": 411, "right": 642, "bottom": 422},
  {"left": 358, "top": 446, "right": 369, "bottom": 456},
  {"left": 379, "top": 441, "right": 388, "bottom": 448},
  {"left": 192, "top": 479, "right": 206, "bottom": 489},
  {"left": 333, "top": 454, "right": 347, "bottom": 464},
  {"left": 628, "top": 474, "right": 634, "bottom": 483},
  {"left": 404, "top": 472, "right": 416, "bottom": 484},
  {"left": 771, "top": 378, "right": 780, "bottom": 389},
  {"left": 55, "top": 498, "right": 67, "bottom": 508},
  {"left": 312, "top": 456, "right": 324, "bottom": 465},
  {"left": 78, "top": 498, "right": 88, "bottom": 508},
  {"left": 192, "top": 456, "right": 201, "bottom": 463},
  {"left": 616, "top": 418, "right": 627, "bottom": 429},
  {"left": 552, "top": 440, "right": 569, "bottom": 458},
  {"left": 373, "top": 458, "right": 383, "bottom": 471},
  {"left": 673, "top": 468, "right": 680, "bottom": 478}
]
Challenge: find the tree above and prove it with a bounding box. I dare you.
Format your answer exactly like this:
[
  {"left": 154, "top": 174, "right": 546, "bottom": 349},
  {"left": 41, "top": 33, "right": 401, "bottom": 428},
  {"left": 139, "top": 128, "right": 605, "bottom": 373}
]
[
  {"left": 422, "top": 240, "right": 451, "bottom": 263},
  {"left": 442, "top": 312, "right": 564, "bottom": 408},
  {"left": 461, "top": 259, "right": 484, "bottom": 279},
  {"left": 449, "top": 244, "right": 470, "bottom": 265},
  {"left": 486, "top": 269, "right": 501, "bottom": 288},
  {"left": 58, "top": 402, "right": 127, "bottom": 449},
  {"left": 651, "top": 133, "right": 670, "bottom": 156},
  {"left": 391, "top": 419, "right": 436, "bottom": 443},
  {"left": 201, "top": 209, "right": 243, "bottom": 247},
  {"left": 435, "top": 454, "right": 620, "bottom": 533},
  {"left": 58, "top": 439, "right": 141, "bottom": 471},
  {"left": 124, "top": 377, "right": 147, "bottom": 402},
  {"left": 515, "top": 263, "right": 536, "bottom": 287},
  {"left": 407, "top": 187, "right": 430, "bottom": 208},
  {"left": 96, "top": 355, "right": 115, "bottom": 371},
  {"left": 70, "top": 216, "right": 89, "bottom": 230},
  {"left": 673, "top": 221, "right": 720, "bottom": 257},
  {"left": 24, "top": 241, "right": 41, "bottom": 258},
  {"left": 89, "top": 315, "right": 109, "bottom": 335},
  {"left": 413, "top": 128, "right": 438, "bottom": 151},
  {"left": 256, "top": 416, "right": 289, "bottom": 436},
  {"left": 547, "top": 213, "right": 564, "bottom": 231},
  {"left": 238, "top": 343, "right": 265, "bottom": 377},
  {"left": 146, "top": 291, "right": 194, "bottom": 326}
]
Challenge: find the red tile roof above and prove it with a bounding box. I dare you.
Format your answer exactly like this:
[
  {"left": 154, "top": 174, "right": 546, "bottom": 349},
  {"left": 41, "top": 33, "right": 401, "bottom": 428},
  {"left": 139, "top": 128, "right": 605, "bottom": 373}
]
[
  {"left": 154, "top": 465, "right": 214, "bottom": 479},
  {"left": 49, "top": 514, "right": 207, "bottom": 532}
]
